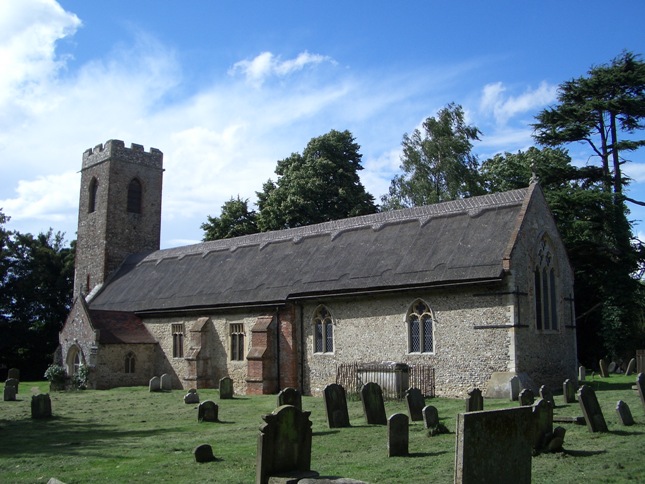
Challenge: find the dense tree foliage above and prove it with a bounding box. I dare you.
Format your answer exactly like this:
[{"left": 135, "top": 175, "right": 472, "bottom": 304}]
[
  {"left": 0, "top": 210, "right": 74, "bottom": 379},
  {"left": 256, "top": 129, "right": 377, "bottom": 231},
  {"left": 381, "top": 103, "right": 484, "bottom": 210},
  {"left": 201, "top": 196, "right": 258, "bottom": 241}
]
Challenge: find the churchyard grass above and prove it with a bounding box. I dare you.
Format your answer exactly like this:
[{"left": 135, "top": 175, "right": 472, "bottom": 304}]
[{"left": 1, "top": 375, "right": 643, "bottom": 483}]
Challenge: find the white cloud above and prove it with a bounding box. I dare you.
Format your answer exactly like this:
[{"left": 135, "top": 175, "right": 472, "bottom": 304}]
[
  {"left": 228, "top": 51, "right": 334, "bottom": 87},
  {"left": 479, "top": 81, "right": 557, "bottom": 125}
]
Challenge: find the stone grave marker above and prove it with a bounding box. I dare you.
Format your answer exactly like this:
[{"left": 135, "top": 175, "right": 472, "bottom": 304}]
[
  {"left": 547, "top": 426, "right": 566, "bottom": 453},
  {"left": 277, "top": 387, "right": 302, "bottom": 411},
  {"left": 455, "top": 406, "right": 533, "bottom": 484},
  {"left": 256, "top": 404, "right": 316, "bottom": 484},
  {"left": 323, "top": 383, "right": 350, "bottom": 428},
  {"left": 184, "top": 388, "right": 200, "bottom": 404},
  {"left": 465, "top": 388, "right": 483, "bottom": 412},
  {"left": 626, "top": 358, "right": 636, "bottom": 376},
  {"left": 149, "top": 376, "right": 161, "bottom": 392},
  {"left": 539, "top": 385, "right": 555, "bottom": 408},
  {"left": 5, "top": 378, "right": 19, "bottom": 396},
  {"left": 198, "top": 400, "right": 219, "bottom": 422},
  {"left": 404, "top": 387, "right": 425, "bottom": 421},
  {"left": 4, "top": 384, "right": 16, "bottom": 401},
  {"left": 160, "top": 373, "right": 172, "bottom": 391},
  {"left": 608, "top": 361, "right": 617, "bottom": 373},
  {"left": 387, "top": 413, "right": 409, "bottom": 457},
  {"left": 509, "top": 375, "right": 521, "bottom": 401},
  {"left": 219, "top": 376, "right": 233, "bottom": 399},
  {"left": 31, "top": 393, "right": 52, "bottom": 419},
  {"left": 563, "top": 379, "right": 576, "bottom": 404},
  {"left": 194, "top": 443, "right": 217, "bottom": 463},
  {"left": 7, "top": 368, "right": 19, "bottom": 382},
  {"left": 636, "top": 373, "right": 645, "bottom": 410},
  {"left": 519, "top": 388, "right": 535, "bottom": 406},
  {"left": 360, "top": 382, "right": 387, "bottom": 425},
  {"left": 616, "top": 400, "right": 634, "bottom": 426},
  {"left": 422, "top": 405, "right": 439, "bottom": 429},
  {"left": 577, "top": 384, "right": 608, "bottom": 432},
  {"left": 599, "top": 359, "right": 609, "bottom": 378},
  {"left": 578, "top": 365, "right": 586, "bottom": 381},
  {"left": 532, "top": 398, "right": 553, "bottom": 452}
]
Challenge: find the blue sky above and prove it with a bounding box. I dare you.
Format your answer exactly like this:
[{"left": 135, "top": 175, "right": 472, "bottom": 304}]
[{"left": 1, "top": 0, "right": 644, "bottom": 248}]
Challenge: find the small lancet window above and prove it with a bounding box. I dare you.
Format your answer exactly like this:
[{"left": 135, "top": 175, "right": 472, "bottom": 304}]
[
  {"left": 534, "top": 235, "right": 559, "bottom": 331},
  {"left": 408, "top": 300, "right": 434, "bottom": 354},
  {"left": 88, "top": 178, "right": 98, "bottom": 213},
  {"left": 124, "top": 352, "right": 136, "bottom": 373},
  {"left": 313, "top": 305, "right": 334, "bottom": 353},
  {"left": 127, "top": 178, "right": 142, "bottom": 213}
]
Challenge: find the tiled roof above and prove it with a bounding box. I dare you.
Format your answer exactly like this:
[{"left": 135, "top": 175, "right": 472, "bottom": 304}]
[{"left": 89, "top": 310, "right": 156, "bottom": 344}]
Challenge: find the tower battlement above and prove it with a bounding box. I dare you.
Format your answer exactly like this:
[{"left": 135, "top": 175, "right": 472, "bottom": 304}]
[{"left": 82, "top": 139, "right": 163, "bottom": 170}]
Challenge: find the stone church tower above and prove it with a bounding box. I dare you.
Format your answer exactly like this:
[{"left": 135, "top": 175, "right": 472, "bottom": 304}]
[{"left": 74, "top": 140, "right": 164, "bottom": 297}]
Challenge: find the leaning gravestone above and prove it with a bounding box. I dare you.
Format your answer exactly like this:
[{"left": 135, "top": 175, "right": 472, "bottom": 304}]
[
  {"left": 198, "top": 400, "right": 219, "bottom": 422},
  {"left": 532, "top": 398, "right": 553, "bottom": 452},
  {"left": 616, "top": 400, "right": 634, "bottom": 426},
  {"left": 323, "top": 383, "right": 350, "bottom": 428},
  {"left": 160, "top": 373, "right": 172, "bottom": 391},
  {"left": 31, "top": 394, "right": 52, "bottom": 419},
  {"left": 360, "top": 382, "right": 387, "bottom": 425},
  {"left": 577, "top": 384, "right": 608, "bottom": 432},
  {"left": 454, "top": 406, "right": 533, "bottom": 484},
  {"left": 465, "top": 388, "right": 483, "bottom": 412},
  {"left": 4, "top": 385, "right": 16, "bottom": 401},
  {"left": 563, "top": 379, "right": 576, "bottom": 404},
  {"left": 278, "top": 387, "right": 302, "bottom": 411},
  {"left": 539, "top": 385, "right": 555, "bottom": 408},
  {"left": 387, "top": 413, "right": 409, "bottom": 457},
  {"left": 578, "top": 365, "right": 586, "bottom": 381},
  {"left": 404, "top": 387, "right": 425, "bottom": 421},
  {"left": 256, "top": 404, "right": 317, "bottom": 484},
  {"left": 194, "top": 443, "right": 217, "bottom": 463},
  {"left": 219, "top": 376, "right": 233, "bottom": 399},
  {"left": 599, "top": 359, "right": 609, "bottom": 378},
  {"left": 184, "top": 389, "right": 199, "bottom": 404},
  {"left": 509, "top": 375, "right": 521, "bottom": 401},
  {"left": 422, "top": 405, "right": 439, "bottom": 429},
  {"left": 626, "top": 358, "right": 636, "bottom": 376},
  {"left": 636, "top": 373, "right": 645, "bottom": 410},
  {"left": 149, "top": 376, "right": 161, "bottom": 392},
  {"left": 519, "top": 388, "right": 535, "bottom": 406}
]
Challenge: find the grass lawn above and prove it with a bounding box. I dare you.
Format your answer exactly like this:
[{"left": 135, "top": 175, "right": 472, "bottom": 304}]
[{"left": 1, "top": 375, "right": 644, "bottom": 483}]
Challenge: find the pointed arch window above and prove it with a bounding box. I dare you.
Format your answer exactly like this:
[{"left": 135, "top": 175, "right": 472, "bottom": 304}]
[
  {"left": 408, "top": 300, "right": 434, "bottom": 354},
  {"left": 88, "top": 178, "right": 98, "bottom": 213},
  {"left": 127, "top": 178, "right": 142, "bottom": 213},
  {"left": 124, "top": 352, "right": 136, "bottom": 373},
  {"left": 534, "top": 235, "right": 559, "bottom": 331},
  {"left": 313, "top": 305, "right": 334, "bottom": 353}
]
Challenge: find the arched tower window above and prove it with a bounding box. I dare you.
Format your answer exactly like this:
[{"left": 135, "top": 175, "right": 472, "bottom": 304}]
[
  {"left": 313, "top": 305, "right": 334, "bottom": 353},
  {"left": 127, "top": 178, "right": 142, "bottom": 213},
  {"left": 124, "top": 352, "right": 136, "bottom": 373},
  {"left": 534, "top": 235, "right": 559, "bottom": 331},
  {"left": 408, "top": 300, "right": 434, "bottom": 354},
  {"left": 88, "top": 178, "right": 98, "bottom": 213}
]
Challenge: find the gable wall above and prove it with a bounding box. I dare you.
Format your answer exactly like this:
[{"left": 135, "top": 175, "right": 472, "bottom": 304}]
[{"left": 59, "top": 300, "right": 97, "bottom": 373}]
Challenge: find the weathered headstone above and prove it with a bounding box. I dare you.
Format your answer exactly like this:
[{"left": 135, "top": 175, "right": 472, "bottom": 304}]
[
  {"left": 184, "top": 388, "right": 199, "bottom": 404},
  {"left": 509, "top": 376, "right": 521, "bottom": 401},
  {"left": 7, "top": 367, "right": 19, "bottom": 381},
  {"left": 4, "top": 385, "right": 16, "bottom": 401},
  {"left": 198, "top": 400, "right": 219, "bottom": 422},
  {"left": 615, "top": 400, "right": 634, "bottom": 426},
  {"left": 532, "top": 398, "right": 553, "bottom": 451},
  {"left": 577, "top": 384, "right": 608, "bottom": 432},
  {"left": 547, "top": 426, "right": 566, "bottom": 453},
  {"left": 422, "top": 405, "right": 439, "bottom": 429},
  {"left": 599, "top": 359, "right": 609, "bottom": 378},
  {"left": 578, "top": 365, "right": 586, "bottom": 381},
  {"left": 608, "top": 361, "right": 617, "bottom": 373},
  {"left": 277, "top": 387, "right": 302, "bottom": 411},
  {"left": 31, "top": 393, "right": 52, "bottom": 419},
  {"left": 360, "top": 382, "right": 387, "bottom": 425},
  {"left": 404, "top": 387, "right": 425, "bottom": 421},
  {"left": 519, "top": 388, "right": 535, "bottom": 406},
  {"left": 562, "top": 379, "right": 576, "bottom": 404},
  {"left": 539, "top": 385, "right": 555, "bottom": 408},
  {"left": 256, "top": 405, "right": 316, "bottom": 484},
  {"left": 149, "top": 376, "right": 161, "bottom": 392},
  {"left": 454, "top": 406, "right": 533, "bottom": 484},
  {"left": 387, "top": 413, "right": 409, "bottom": 457},
  {"left": 625, "top": 358, "right": 636, "bottom": 376},
  {"left": 636, "top": 373, "right": 645, "bottom": 410},
  {"left": 465, "top": 388, "right": 483, "bottom": 412},
  {"left": 219, "top": 376, "right": 233, "bottom": 399},
  {"left": 194, "top": 443, "right": 217, "bottom": 463},
  {"left": 5, "top": 378, "right": 19, "bottom": 396},
  {"left": 160, "top": 373, "right": 172, "bottom": 391},
  {"left": 323, "top": 383, "right": 350, "bottom": 428}
]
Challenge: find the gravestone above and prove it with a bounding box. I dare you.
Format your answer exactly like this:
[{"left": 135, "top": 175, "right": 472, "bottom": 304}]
[
  {"left": 636, "top": 373, "right": 645, "bottom": 410},
  {"left": 608, "top": 361, "right": 617, "bottom": 373},
  {"left": 149, "top": 376, "right": 161, "bottom": 392},
  {"left": 532, "top": 398, "right": 553, "bottom": 451},
  {"left": 455, "top": 406, "right": 533, "bottom": 484},
  {"left": 31, "top": 393, "right": 52, "bottom": 419},
  {"left": 404, "top": 387, "right": 425, "bottom": 421},
  {"left": 219, "top": 376, "right": 233, "bottom": 399},
  {"left": 562, "top": 379, "right": 576, "bottom": 404},
  {"left": 465, "top": 388, "right": 483, "bottom": 412},
  {"left": 539, "top": 385, "right": 555, "bottom": 408},
  {"left": 519, "top": 388, "right": 535, "bottom": 406},
  {"left": 422, "top": 405, "right": 439, "bottom": 429},
  {"left": 578, "top": 365, "right": 586, "bottom": 381},
  {"left": 5, "top": 378, "right": 19, "bottom": 396},
  {"left": 4, "top": 385, "right": 16, "bottom": 401},
  {"left": 599, "top": 359, "right": 609, "bottom": 378},
  {"left": 547, "top": 426, "right": 566, "bottom": 453},
  {"left": 360, "top": 382, "right": 387, "bottom": 425},
  {"left": 277, "top": 387, "right": 302, "bottom": 411},
  {"left": 7, "top": 368, "right": 19, "bottom": 382},
  {"left": 387, "top": 413, "right": 409, "bottom": 457},
  {"left": 323, "top": 383, "right": 350, "bottom": 428},
  {"left": 615, "top": 400, "right": 634, "bottom": 426},
  {"left": 194, "top": 443, "right": 217, "bottom": 463},
  {"left": 509, "top": 375, "right": 521, "bottom": 401},
  {"left": 184, "top": 389, "right": 200, "bottom": 404},
  {"left": 198, "top": 400, "right": 219, "bottom": 422},
  {"left": 625, "top": 358, "right": 636, "bottom": 376},
  {"left": 577, "top": 384, "right": 608, "bottom": 432},
  {"left": 160, "top": 373, "right": 172, "bottom": 391},
  {"left": 256, "top": 405, "right": 316, "bottom": 484}
]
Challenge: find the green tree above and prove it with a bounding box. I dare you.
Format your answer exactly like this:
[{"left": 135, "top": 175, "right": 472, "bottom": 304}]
[
  {"left": 381, "top": 103, "right": 484, "bottom": 210},
  {"left": 201, "top": 196, "right": 259, "bottom": 241},
  {"left": 257, "top": 129, "right": 377, "bottom": 231}
]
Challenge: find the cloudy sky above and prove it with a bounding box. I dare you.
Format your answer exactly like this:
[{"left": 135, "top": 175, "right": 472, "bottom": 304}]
[{"left": 1, "top": 0, "right": 644, "bottom": 249}]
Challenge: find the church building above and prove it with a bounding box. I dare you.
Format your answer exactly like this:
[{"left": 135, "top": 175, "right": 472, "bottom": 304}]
[{"left": 59, "top": 139, "right": 578, "bottom": 397}]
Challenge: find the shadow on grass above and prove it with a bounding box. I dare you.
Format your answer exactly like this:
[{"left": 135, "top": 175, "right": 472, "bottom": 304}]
[
  {"left": 608, "top": 429, "right": 644, "bottom": 437},
  {"left": 408, "top": 451, "right": 449, "bottom": 458},
  {"left": 562, "top": 449, "right": 607, "bottom": 457},
  {"left": 313, "top": 430, "right": 341, "bottom": 436}
]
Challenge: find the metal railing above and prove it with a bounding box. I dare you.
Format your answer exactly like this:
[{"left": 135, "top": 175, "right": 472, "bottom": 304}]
[{"left": 336, "top": 362, "right": 435, "bottom": 400}]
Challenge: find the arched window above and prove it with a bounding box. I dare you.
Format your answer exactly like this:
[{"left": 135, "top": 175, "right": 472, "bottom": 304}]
[
  {"left": 127, "top": 178, "right": 142, "bottom": 213},
  {"left": 88, "top": 178, "right": 98, "bottom": 213},
  {"left": 124, "top": 352, "right": 136, "bottom": 373},
  {"left": 313, "top": 305, "right": 334, "bottom": 353},
  {"left": 534, "top": 235, "right": 559, "bottom": 331},
  {"left": 408, "top": 300, "right": 434, "bottom": 354},
  {"left": 66, "top": 345, "right": 83, "bottom": 375}
]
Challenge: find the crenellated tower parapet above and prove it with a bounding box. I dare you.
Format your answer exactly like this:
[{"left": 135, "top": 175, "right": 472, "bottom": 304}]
[{"left": 82, "top": 139, "right": 163, "bottom": 171}]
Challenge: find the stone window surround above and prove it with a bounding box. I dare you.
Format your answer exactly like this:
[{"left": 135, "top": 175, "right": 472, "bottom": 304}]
[
  {"left": 534, "top": 234, "right": 559, "bottom": 332},
  {"left": 230, "top": 323, "right": 245, "bottom": 361},
  {"left": 172, "top": 323, "right": 184, "bottom": 358},
  {"left": 124, "top": 351, "right": 136, "bottom": 373},
  {"left": 407, "top": 299, "right": 435, "bottom": 354},
  {"left": 313, "top": 305, "right": 334, "bottom": 354}
]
